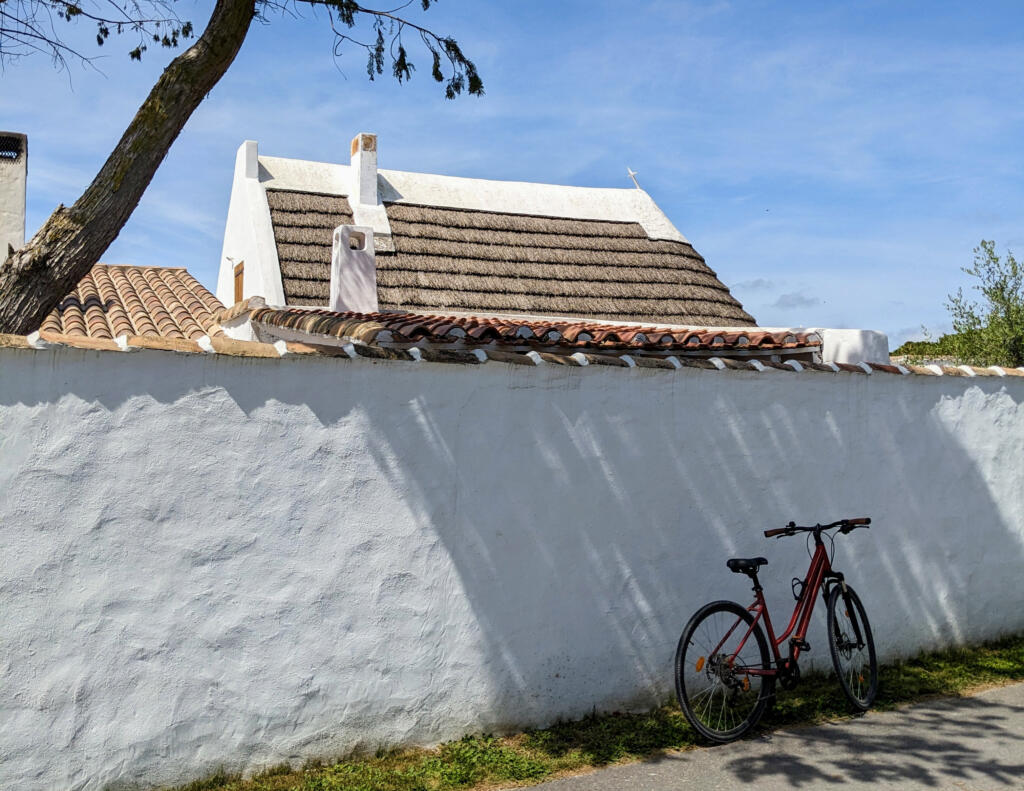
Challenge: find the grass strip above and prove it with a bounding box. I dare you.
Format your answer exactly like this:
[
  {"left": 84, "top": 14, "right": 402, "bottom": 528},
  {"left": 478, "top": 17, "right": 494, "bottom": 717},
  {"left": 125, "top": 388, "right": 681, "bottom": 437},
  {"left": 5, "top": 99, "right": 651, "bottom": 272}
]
[{"left": 168, "top": 633, "right": 1024, "bottom": 791}]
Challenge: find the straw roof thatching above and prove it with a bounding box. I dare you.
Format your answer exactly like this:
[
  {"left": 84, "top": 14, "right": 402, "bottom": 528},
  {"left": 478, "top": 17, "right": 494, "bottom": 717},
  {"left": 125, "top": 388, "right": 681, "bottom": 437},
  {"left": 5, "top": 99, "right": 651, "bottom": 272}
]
[{"left": 266, "top": 189, "right": 755, "bottom": 325}]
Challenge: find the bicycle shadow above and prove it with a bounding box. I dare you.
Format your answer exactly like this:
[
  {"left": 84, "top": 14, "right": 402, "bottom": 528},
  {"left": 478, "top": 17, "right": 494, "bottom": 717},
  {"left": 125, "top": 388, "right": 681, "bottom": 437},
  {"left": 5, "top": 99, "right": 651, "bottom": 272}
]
[{"left": 726, "top": 694, "right": 1024, "bottom": 788}]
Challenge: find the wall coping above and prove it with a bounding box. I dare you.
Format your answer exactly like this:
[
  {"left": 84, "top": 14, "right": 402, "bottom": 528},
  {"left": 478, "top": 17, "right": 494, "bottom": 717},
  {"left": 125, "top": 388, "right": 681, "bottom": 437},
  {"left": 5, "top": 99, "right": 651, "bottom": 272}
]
[{"left": 4, "top": 331, "right": 1024, "bottom": 383}]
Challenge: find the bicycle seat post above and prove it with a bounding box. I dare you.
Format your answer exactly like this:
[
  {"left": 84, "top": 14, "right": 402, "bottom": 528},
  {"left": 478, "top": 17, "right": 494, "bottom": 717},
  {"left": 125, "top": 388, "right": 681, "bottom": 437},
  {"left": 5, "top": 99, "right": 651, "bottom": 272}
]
[{"left": 726, "top": 557, "right": 769, "bottom": 589}]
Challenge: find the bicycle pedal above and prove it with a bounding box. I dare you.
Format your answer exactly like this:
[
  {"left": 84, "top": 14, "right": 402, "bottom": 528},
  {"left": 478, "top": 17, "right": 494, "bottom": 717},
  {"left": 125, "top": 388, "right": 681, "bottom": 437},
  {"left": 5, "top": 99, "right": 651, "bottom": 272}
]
[{"left": 791, "top": 638, "right": 810, "bottom": 652}]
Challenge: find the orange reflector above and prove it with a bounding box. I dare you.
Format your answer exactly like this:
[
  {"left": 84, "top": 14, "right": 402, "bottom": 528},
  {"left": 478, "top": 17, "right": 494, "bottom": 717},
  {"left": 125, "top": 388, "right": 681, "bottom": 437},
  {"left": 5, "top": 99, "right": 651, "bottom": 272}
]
[
  {"left": 859, "top": 675, "right": 864, "bottom": 683},
  {"left": 743, "top": 676, "right": 750, "bottom": 692},
  {"left": 696, "top": 656, "right": 705, "bottom": 672}
]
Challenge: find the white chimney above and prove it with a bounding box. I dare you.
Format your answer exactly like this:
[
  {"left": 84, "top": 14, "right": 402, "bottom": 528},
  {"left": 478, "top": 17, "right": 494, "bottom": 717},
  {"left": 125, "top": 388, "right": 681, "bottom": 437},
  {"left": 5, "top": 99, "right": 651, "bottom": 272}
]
[
  {"left": 330, "top": 225, "right": 378, "bottom": 314},
  {"left": 348, "top": 132, "right": 393, "bottom": 252},
  {"left": 0, "top": 132, "right": 27, "bottom": 256},
  {"left": 350, "top": 133, "right": 378, "bottom": 206}
]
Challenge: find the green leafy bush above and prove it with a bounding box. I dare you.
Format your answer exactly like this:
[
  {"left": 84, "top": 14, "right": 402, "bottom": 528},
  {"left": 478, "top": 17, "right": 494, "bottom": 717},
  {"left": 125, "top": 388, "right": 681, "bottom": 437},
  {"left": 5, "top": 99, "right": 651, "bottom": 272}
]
[{"left": 944, "top": 240, "right": 1024, "bottom": 366}]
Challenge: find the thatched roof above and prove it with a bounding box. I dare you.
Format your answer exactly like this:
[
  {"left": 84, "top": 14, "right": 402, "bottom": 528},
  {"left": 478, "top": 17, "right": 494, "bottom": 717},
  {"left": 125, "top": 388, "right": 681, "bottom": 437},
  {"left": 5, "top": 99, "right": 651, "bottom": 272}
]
[{"left": 266, "top": 189, "right": 755, "bottom": 326}]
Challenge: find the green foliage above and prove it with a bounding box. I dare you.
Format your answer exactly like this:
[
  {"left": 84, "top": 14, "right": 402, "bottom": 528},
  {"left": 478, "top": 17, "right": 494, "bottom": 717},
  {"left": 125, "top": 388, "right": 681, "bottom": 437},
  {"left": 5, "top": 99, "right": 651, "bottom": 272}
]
[
  {"left": 301, "top": 735, "right": 546, "bottom": 791},
  {"left": 427, "top": 735, "right": 547, "bottom": 785},
  {"left": 524, "top": 707, "right": 694, "bottom": 765},
  {"left": 943, "top": 240, "right": 1024, "bottom": 366},
  {"left": 356, "top": 4, "right": 483, "bottom": 98},
  {"left": 160, "top": 633, "right": 1024, "bottom": 791},
  {"left": 891, "top": 335, "right": 961, "bottom": 359}
]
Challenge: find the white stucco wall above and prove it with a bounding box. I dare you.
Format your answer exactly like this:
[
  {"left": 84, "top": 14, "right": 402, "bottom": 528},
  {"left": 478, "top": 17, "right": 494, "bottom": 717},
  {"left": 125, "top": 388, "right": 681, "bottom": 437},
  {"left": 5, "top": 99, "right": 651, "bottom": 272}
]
[
  {"left": 0, "top": 131, "right": 28, "bottom": 254},
  {"left": 217, "top": 141, "right": 286, "bottom": 307},
  {"left": 1, "top": 346, "right": 1022, "bottom": 790},
  {"left": 816, "top": 328, "right": 891, "bottom": 365}
]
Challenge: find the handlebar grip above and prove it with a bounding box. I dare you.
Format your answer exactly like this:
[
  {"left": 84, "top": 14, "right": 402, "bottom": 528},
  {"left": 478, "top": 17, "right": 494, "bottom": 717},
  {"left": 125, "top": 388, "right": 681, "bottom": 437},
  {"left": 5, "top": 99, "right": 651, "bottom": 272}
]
[
  {"left": 847, "top": 517, "right": 871, "bottom": 526},
  {"left": 764, "top": 527, "right": 789, "bottom": 537}
]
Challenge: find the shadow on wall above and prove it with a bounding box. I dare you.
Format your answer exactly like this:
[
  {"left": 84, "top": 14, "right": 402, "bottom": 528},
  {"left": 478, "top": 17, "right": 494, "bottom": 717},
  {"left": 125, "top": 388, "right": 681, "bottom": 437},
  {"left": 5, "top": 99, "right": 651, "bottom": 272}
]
[
  {"left": 2, "top": 350, "right": 1023, "bottom": 748},
  {"left": 336, "top": 365, "right": 1024, "bottom": 729}
]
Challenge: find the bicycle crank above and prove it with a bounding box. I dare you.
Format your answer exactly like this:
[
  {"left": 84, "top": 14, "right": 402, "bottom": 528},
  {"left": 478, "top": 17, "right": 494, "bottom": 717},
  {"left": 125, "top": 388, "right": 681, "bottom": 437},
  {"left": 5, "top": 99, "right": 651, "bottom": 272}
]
[{"left": 778, "top": 661, "right": 801, "bottom": 691}]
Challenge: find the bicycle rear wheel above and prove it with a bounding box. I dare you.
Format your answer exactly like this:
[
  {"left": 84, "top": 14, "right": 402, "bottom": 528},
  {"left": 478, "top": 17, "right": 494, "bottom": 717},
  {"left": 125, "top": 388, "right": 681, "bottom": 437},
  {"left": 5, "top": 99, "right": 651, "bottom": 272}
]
[
  {"left": 674, "top": 600, "right": 773, "bottom": 742},
  {"left": 826, "top": 584, "right": 878, "bottom": 710}
]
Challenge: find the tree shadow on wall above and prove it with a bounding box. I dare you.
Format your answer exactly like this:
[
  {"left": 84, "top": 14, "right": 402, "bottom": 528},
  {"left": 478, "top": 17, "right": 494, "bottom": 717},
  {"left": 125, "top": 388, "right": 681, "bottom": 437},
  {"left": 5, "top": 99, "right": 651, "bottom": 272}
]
[
  {"left": 3, "top": 353, "right": 1023, "bottom": 743},
  {"left": 283, "top": 361, "right": 1024, "bottom": 733}
]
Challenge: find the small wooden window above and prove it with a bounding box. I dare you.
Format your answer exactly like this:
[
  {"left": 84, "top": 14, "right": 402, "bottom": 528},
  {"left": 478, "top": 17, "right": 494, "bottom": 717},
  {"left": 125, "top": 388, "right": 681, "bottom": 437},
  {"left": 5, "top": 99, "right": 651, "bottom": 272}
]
[{"left": 233, "top": 261, "right": 245, "bottom": 303}]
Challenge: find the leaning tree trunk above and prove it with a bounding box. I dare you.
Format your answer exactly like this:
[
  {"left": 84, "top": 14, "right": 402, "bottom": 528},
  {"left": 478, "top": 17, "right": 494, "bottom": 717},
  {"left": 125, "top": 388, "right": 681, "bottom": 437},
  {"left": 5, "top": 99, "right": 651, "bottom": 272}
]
[{"left": 0, "top": 0, "right": 255, "bottom": 335}]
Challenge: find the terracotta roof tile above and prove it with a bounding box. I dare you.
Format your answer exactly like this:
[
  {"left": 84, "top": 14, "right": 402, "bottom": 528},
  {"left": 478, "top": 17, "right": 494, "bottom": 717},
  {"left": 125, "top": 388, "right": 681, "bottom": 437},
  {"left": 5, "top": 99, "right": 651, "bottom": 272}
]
[
  {"left": 240, "top": 306, "right": 822, "bottom": 355},
  {"left": 42, "top": 264, "right": 225, "bottom": 339}
]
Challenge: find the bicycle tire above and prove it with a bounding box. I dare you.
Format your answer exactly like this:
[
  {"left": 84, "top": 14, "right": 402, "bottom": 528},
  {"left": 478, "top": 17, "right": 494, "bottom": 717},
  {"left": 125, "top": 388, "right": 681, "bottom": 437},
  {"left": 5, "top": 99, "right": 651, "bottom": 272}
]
[
  {"left": 674, "top": 600, "right": 773, "bottom": 742},
  {"left": 826, "top": 584, "right": 878, "bottom": 710}
]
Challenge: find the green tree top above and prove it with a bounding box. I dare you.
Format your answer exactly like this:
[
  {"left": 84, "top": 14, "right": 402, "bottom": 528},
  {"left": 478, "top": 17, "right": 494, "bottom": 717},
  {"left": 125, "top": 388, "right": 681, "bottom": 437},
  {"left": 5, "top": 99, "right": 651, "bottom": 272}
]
[{"left": 944, "top": 240, "right": 1024, "bottom": 367}]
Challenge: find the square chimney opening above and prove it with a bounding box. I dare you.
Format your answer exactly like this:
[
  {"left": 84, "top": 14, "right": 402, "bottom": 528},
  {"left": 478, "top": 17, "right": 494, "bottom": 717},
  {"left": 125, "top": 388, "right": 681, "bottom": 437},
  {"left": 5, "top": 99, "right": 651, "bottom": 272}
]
[{"left": 0, "top": 136, "right": 23, "bottom": 161}]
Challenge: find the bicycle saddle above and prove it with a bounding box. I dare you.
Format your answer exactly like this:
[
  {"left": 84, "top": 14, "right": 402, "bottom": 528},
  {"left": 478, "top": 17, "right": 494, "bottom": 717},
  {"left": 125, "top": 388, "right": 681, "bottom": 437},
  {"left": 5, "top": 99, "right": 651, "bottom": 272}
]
[{"left": 727, "top": 557, "right": 768, "bottom": 574}]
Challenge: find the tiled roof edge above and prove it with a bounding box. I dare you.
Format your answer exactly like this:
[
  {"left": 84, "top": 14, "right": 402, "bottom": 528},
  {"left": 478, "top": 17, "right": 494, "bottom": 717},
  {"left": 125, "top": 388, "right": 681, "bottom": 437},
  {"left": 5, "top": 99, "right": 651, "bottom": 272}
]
[
  {"left": 234, "top": 305, "right": 820, "bottom": 352},
  {"left": 5, "top": 332, "right": 1024, "bottom": 382}
]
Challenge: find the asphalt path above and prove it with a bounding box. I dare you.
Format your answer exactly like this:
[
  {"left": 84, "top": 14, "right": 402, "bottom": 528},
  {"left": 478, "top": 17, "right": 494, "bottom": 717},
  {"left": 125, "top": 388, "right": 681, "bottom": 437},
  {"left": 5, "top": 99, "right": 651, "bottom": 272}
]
[{"left": 532, "top": 682, "right": 1024, "bottom": 790}]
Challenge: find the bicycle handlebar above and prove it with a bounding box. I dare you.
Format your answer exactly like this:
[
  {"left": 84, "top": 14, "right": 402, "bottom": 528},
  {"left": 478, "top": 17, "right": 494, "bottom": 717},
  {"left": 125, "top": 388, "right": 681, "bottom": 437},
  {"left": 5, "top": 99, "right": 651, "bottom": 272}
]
[{"left": 764, "top": 517, "right": 871, "bottom": 539}]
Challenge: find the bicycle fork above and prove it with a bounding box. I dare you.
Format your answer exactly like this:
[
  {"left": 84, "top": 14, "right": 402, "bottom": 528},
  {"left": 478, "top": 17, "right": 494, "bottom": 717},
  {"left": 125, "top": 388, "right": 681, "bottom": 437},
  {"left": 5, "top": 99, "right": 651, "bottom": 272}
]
[{"left": 826, "top": 571, "right": 866, "bottom": 649}]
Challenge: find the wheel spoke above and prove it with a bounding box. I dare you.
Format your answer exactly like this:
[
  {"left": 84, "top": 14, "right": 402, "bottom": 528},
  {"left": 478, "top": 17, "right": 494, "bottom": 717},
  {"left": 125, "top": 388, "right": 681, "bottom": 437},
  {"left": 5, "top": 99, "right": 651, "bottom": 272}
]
[
  {"left": 676, "top": 603, "right": 771, "bottom": 742},
  {"left": 827, "top": 587, "right": 876, "bottom": 710}
]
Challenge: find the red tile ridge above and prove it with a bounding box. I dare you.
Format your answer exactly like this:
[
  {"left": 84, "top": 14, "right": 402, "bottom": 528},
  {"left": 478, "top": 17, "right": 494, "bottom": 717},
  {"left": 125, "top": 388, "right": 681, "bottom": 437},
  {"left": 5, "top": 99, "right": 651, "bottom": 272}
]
[{"left": 237, "top": 305, "right": 824, "bottom": 353}]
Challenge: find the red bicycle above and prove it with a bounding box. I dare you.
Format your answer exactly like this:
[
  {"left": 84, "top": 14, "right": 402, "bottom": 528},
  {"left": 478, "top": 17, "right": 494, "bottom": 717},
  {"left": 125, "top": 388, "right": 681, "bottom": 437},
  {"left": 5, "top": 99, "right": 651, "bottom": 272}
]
[{"left": 674, "top": 517, "right": 878, "bottom": 742}]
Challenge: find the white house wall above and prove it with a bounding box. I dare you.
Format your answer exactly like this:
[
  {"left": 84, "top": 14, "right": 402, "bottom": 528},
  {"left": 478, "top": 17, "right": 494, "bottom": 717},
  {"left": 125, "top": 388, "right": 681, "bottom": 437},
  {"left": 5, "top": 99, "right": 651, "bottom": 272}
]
[
  {"left": 217, "top": 142, "right": 286, "bottom": 307},
  {"left": 0, "top": 131, "right": 28, "bottom": 253},
  {"left": 1, "top": 347, "right": 1022, "bottom": 790}
]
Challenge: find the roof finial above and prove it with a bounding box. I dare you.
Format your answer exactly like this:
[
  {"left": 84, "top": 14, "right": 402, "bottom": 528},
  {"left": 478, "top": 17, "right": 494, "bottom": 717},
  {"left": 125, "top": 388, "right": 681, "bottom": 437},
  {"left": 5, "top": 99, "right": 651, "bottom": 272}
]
[{"left": 627, "top": 167, "right": 641, "bottom": 189}]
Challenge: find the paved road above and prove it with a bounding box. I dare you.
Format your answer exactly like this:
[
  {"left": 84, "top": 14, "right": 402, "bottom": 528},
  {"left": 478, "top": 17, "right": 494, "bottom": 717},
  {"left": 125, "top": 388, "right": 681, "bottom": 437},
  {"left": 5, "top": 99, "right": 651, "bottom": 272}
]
[{"left": 533, "top": 683, "right": 1024, "bottom": 790}]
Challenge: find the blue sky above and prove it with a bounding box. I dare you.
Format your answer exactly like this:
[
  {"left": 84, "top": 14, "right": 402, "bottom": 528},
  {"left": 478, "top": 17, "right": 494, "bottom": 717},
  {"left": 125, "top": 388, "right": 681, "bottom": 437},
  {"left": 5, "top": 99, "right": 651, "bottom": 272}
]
[{"left": 3, "top": 0, "right": 1024, "bottom": 348}]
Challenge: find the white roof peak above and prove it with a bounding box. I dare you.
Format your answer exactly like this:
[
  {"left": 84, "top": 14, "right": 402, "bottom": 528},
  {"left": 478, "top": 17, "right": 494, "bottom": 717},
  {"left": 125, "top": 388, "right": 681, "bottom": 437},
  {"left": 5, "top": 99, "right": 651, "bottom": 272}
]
[{"left": 255, "top": 152, "right": 688, "bottom": 243}]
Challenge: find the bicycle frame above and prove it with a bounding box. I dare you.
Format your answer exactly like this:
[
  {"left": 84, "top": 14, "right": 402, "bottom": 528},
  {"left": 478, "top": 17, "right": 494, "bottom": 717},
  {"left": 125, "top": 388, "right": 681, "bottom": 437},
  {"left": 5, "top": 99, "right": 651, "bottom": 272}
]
[{"left": 709, "top": 535, "right": 844, "bottom": 678}]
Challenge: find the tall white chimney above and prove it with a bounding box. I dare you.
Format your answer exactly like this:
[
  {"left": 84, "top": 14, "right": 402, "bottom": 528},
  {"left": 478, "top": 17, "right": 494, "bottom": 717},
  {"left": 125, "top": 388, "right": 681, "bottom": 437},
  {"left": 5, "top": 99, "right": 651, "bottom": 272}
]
[
  {"left": 350, "top": 132, "right": 378, "bottom": 206},
  {"left": 0, "top": 132, "right": 27, "bottom": 256},
  {"left": 348, "top": 132, "right": 393, "bottom": 252}
]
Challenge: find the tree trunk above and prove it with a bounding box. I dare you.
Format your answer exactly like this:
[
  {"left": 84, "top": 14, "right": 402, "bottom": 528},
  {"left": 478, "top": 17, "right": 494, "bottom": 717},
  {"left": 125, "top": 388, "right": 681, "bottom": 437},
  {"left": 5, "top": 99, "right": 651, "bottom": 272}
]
[{"left": 0, "top": 0, "right": 255, "bottom": 334}]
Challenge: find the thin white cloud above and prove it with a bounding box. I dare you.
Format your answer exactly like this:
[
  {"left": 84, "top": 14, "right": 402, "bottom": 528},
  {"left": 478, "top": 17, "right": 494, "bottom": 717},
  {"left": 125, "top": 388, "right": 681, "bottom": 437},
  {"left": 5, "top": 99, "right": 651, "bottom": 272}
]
[{"left": 772, "top": 292, "right": 820, "bottom": 310}]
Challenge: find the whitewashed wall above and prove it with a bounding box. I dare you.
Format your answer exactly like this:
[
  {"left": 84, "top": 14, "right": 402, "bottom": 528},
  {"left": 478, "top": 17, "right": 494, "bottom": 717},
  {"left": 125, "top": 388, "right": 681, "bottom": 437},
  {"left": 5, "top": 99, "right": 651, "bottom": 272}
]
[{"left": 1, "top": 346, "right": 1023, "bottom": 790}]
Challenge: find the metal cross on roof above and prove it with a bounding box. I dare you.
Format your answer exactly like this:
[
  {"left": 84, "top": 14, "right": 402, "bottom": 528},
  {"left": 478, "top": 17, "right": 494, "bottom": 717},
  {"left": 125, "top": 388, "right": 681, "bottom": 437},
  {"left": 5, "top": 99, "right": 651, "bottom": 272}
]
[{"left": 627, "top": 168, "right": 641, "bottom": 189}]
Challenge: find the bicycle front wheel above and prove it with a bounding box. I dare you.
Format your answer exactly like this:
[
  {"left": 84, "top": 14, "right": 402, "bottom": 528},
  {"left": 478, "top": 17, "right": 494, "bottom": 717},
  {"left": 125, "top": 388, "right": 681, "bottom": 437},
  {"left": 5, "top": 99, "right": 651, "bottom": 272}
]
[
  {"left": 826, "top": 584, "right": 878, "bottom": 710},
  {"left": 674, "top": 600, "right": 773, "bottom": 742}
]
